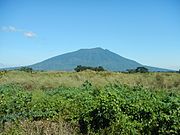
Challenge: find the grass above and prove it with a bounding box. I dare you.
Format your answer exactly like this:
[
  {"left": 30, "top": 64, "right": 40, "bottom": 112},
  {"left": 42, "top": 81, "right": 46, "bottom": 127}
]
[
  {"left": 1, "top": 119, "right": 76, "bottom": 135},
  {"left": 0, "top": 70, "right": 180, "bottom": 90}
]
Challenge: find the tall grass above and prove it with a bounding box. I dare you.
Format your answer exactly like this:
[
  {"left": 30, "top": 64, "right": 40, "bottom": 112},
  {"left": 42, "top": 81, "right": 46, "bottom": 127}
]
[{"left": 0, "top": 70, "right": 180, "bottom": 91}]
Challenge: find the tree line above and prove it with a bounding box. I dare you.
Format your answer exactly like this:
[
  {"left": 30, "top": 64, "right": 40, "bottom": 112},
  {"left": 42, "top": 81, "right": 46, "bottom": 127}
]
[
  {"left": 74, "top": 65, "right": 105, "bottom": 72},
  {"left": 9, "top": 66, "right": 180, "bottom": 73},
  {"left": 126, "top": 67, "right": 149, "bottom": 73}
]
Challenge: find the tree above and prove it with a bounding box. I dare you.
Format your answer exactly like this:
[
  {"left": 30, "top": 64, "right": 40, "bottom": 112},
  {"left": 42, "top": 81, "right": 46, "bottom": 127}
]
[
  {"left": 74, "top": 65, "right": 83, "bottom": 72},
  {"left": 74, "top": 65, "right": 105, "bottom": 72},
  {"left": 135, "top": 67, "right": 149, "bottom": 73},
  {"left": 94, "top": 66, "right": 105, "bottom": 71},
  {"left": 19, "top": 67, "right": 33, "bottom": 73},
  {"left": 127, "top": 69, "right": 136, "bottom": 73}
]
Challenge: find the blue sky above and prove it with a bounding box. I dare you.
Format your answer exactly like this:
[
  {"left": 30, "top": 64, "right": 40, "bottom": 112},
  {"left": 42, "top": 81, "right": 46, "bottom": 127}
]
[{"left": 0, "top": 0, "right": 179, "bottom": 70}]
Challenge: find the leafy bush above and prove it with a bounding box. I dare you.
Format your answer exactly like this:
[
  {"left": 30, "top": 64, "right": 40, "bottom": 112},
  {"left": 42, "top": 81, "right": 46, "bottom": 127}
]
[
  {"left": 0, "top": 85, "right": 32, "bottom": 132},
  {"left": 0, "top": 83, "right": 179, "bottom": 134}
]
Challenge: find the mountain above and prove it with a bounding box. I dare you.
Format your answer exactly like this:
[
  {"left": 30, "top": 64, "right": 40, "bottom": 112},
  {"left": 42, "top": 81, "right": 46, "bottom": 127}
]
[
  {"left": 0, "top": 63, "right": 11, "bottom": 69},
  {"left": 29, "top": 47, "right": 170, "bottom": 71}
]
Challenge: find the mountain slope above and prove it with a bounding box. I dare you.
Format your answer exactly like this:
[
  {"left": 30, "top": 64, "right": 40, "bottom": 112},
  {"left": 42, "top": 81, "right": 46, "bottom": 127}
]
[
  {"left": 29, "top": 47, "right": 170, "bottom": 71},
  {"left": 30, "top": 48, "right": 141, "bottom": 71}
]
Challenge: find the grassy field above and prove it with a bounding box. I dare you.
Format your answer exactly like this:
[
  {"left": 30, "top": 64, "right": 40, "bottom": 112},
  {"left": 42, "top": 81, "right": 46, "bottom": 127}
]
[
  {"left": 1, "top": 70, "right": 180, "bottom": 90},
  {"left": 0, "top": 70, "right": 180, "bottom": 134}
]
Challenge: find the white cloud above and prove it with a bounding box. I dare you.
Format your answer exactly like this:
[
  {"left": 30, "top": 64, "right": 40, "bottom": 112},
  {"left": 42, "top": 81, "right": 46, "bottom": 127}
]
[
  {"left": 8, "top": 26, "right": 17, "bottom": 32},
  {"left": 1, "top": 26, "right": 37, "bottom": 38},
  {"left": 2, "top": 26, "right": 20, "bottom": 32},
  {"left": 24, "top": 32, "right": 36, "bottom": 38}
]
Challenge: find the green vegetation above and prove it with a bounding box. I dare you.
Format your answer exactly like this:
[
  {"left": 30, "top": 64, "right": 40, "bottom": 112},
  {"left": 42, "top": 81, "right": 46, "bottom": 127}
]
[
  {"left": 0, "top": 83, "right": 180, "bottom": 134},
  {"left": 74, "top": 65, "right": 105, "bottom": 72},
  {"left": 127, "top": 67, "right": 149, "bottom": 73},
  {"left": 18, "top": 67, "right": 33, "bottom": 73},
  {"left": 135, "top": 67, "right": 149, "bottom": 73},
  {"left": 1, "top": 70, "right": 180, "bottom": 90},
  {"left": 0, "top": 71, "right": 180, "bottom": 134}
]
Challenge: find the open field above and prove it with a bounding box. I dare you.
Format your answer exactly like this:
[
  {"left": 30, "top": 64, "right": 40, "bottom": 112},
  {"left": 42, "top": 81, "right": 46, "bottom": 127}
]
[
  {"left": 1, "top": 70, "right": 180, "bottom": 90},
  {"left": 0, "top": 71, "right": 180, "bottom": 134}
]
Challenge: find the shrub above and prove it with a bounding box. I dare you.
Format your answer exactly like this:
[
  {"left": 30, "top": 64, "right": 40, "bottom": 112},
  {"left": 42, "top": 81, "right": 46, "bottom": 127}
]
[{"left": 0, "top": 83, "right": 179, "bottom": 134}]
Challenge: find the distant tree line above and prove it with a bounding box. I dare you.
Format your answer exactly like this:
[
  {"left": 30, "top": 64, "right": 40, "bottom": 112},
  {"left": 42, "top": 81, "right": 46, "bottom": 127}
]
[
  {"left": 127, "top": 67, "right": 149, "bottom": 73},
  {"left": 13, "top": 66, "right": 180, "bottom": 73},
  {"left": 74, "top": 65, "right": 105, "bottom": 72},
  {"left": 18, "top": 67, "right": 33, "bottom": 73}
]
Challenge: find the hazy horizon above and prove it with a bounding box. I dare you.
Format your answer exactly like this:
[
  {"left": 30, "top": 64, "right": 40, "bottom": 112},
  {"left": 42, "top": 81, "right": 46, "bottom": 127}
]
[{"left": 0, "top": 0, "right": 179, "bottom": 70}]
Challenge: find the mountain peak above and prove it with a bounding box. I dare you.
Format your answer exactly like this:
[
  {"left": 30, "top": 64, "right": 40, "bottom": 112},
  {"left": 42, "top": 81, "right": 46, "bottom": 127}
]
[
  {"left": 29, "top": 48, "right": 170, "bottom": 72},
  {"left": 92, "top": 47, "right": 104, "bottom": 50},
  {"left": 78, "top": 47, "right": 104, "bottom": 51}
]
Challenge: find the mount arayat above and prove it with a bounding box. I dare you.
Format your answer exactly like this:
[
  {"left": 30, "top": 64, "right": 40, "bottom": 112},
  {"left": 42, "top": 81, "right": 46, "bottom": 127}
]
[{"left": 26, "top": 47, "right": 170, "bottom": 72}]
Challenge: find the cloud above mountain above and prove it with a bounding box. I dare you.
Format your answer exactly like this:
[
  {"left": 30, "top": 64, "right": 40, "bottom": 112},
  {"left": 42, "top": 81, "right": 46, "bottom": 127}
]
[{"left": 1, "top": 26, "right": 37, "bottom": 38}]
